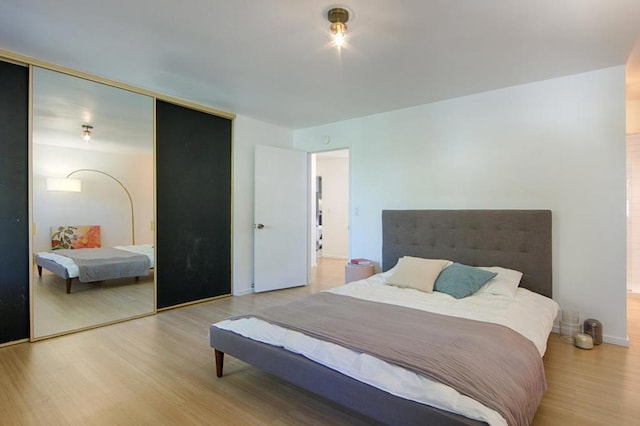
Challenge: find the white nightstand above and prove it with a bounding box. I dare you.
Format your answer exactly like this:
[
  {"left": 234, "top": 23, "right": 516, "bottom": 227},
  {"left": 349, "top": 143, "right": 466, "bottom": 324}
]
[{"left": 345, "top": 262, "right": 375, "bottom": 283}]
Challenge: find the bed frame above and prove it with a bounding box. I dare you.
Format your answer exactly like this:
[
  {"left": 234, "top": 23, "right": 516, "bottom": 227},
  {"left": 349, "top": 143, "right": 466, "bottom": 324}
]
[
  {"left": 35, "top": 258, "right": 146, "bottom": 295},
  {"left": 35, "top": 249, "right": 152, "bottom": 294},
  {"left": 210, "top": 209, "right": 552, "bottom": 425},
  {"left": 35, "top": 256, "right": 76, "bottom": 294}
]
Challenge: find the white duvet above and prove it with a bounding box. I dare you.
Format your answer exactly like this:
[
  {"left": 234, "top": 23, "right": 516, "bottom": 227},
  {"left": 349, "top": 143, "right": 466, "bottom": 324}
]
[
  {"left": 36, "top": 244, "right": 155, "bottom": 278},
  {"left": 214, "top": 272, "right": 559, "bottom": 426}
]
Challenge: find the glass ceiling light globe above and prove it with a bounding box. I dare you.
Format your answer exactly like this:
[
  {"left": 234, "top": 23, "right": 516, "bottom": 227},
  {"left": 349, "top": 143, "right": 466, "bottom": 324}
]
[
  {"left": 81, "top": 124, "right": 93, "bottom": 142},
  {"left": 331, "top": 21, "right": 347, "bottom": 35},
  {"left": 327, "top": 7, "right": 350, "bottom": 49},
  {"left": 331, "top": 22, "right": 347, "bottom": 47}
]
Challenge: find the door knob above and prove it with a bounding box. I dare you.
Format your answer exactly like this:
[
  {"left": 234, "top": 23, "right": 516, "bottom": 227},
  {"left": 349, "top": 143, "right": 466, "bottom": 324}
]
[{"left": 256, "top": 223, "right": 265, "bottom": 229}]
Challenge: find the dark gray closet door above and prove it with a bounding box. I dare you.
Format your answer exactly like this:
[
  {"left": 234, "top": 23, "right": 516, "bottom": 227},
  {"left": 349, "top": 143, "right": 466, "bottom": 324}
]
[
  {"left": 0, "top": 60, "right": 29, "bottom": 343},
  {"left": 156, "top": 100, "right": 232, "bottom": 308}
]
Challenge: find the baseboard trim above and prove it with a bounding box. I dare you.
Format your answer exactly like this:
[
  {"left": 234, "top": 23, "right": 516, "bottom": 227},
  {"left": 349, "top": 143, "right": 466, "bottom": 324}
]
[
  {"left": 551, "top": 325, "right": 629, "bottom": 347},
  {"left": 0, "top": 337, "right": 28, "bottom": 348},
  {"left": 603, "top": 335, "right": 630, "bottom": 347}
]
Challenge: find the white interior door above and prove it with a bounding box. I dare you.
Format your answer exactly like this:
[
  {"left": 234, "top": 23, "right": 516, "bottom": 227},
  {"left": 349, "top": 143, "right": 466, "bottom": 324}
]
[{"left": 254, "top": 145, "right": 308, "bottom": 292}]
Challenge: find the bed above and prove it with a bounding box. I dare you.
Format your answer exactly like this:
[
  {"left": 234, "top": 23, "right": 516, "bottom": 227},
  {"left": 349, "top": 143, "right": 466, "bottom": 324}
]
[
  {"left": 210, "top": 210, "right": 556, "bottom": 425},
  {"left": 35, "top": 244, "right": 154, "bottom": 294}
]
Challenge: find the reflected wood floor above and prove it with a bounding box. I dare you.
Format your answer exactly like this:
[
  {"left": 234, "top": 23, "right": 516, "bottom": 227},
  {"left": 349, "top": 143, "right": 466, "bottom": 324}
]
[
  {"left": 1, "top": 257, "right": 639, "bottom": 425},
  {"left": 33, "top": 269, "right": 154, "bottom": 338}
]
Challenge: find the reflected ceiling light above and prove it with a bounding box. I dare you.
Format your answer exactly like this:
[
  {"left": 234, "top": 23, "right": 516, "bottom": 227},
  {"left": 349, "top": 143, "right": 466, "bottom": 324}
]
[
  {"left": 82, "top": 124, "right": 93, "bottom": 142},
  {"left": 328, "top": 7, "right": 349, "bottom": 47}
]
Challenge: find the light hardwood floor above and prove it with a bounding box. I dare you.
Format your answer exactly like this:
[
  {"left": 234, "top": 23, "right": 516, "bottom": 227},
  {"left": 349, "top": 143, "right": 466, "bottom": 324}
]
[{"left": 1, "top": 257, "right": 639, "bottom": 425}]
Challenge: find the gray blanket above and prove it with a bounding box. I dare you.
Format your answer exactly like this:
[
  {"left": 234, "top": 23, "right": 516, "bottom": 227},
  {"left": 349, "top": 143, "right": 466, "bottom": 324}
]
[
  {"left": 235, "top": 292, "right": 546, "bottom": 426},
  {"left": 56, "top": 248, "right": 150, "bottom": 282}
]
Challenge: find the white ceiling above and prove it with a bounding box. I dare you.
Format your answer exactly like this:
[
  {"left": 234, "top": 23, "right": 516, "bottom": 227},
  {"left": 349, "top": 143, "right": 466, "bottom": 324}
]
[
  {"left": 32, "top": 67, "right": 154, "bottom": 153},
  {"left": 2, "top": 0, "right": 640, "bottom": 130}
]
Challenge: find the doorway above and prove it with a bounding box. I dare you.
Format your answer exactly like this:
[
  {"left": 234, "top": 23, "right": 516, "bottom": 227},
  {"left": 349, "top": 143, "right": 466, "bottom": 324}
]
[
  {"left": 628, "top": 133, "right": 640, "bottom": 294},
  {"left": 311, "top": 150, "right": 349, "bottom": 272}
]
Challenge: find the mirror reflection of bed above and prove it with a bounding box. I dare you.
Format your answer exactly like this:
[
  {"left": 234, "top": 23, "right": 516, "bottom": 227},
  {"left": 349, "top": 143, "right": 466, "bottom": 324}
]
[{"left": 32, "top": 67, "right": 155, "bottom": 339}]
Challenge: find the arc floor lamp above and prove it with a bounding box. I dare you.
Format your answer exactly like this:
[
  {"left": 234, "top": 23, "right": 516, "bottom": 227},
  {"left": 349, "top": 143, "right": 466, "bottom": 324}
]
[{"left": 46, "top": 168, "right": 135, "bottom": 245}]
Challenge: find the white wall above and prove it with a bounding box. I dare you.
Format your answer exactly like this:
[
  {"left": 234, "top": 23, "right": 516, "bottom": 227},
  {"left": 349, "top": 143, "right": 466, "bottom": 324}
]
[
  {"left": 317, "top": 156, "right": 349, "bottom": 259},
  {"left": 33, "top": 144, "right": 154, "bottom": 252},
  {"left": 232, "top": 115, "right": 294, "bottom": 295},
  {"left": 294, "top": 66, "right": 628, "bottom": 345}
]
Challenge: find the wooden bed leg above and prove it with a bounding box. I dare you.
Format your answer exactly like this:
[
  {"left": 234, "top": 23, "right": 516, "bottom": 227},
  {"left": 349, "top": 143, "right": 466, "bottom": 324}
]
[
  {"left": 66, "top": 278, "right": 72, "bottom": 294},
  {"left": 215, "top": 350, "right": 225, "bottom": 377},
  {"left": 37, "top": 265, "right": 43, "bottom": 277}
]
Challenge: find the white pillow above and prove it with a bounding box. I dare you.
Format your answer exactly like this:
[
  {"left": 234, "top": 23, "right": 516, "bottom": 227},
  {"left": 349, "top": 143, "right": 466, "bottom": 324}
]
[
  {"left": 385, "top": 256, "right": 451, "bottom": 293},
  {"left": 477, "top": 266, "right": 523, "bottom": 298},
  {"left": 379, "top": 262, "right": 400, "bottom": 280}
]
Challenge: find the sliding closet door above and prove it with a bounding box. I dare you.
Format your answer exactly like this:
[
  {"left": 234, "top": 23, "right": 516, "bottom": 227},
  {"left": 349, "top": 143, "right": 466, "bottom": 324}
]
[
  {"left": 156, "top": 100, "right": 232, "bottom": 308},
  {"left": 0, "top": 60, "right": 29, "bottom": 343}
]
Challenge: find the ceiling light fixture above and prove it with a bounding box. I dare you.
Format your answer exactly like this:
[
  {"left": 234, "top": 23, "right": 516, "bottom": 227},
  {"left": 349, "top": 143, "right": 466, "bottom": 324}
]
[
  {"left": 82, "top": 124, "right": 93, "bottom": 142},
  {"left": 327, "top": 7, "right": 349, "bottom": 47}
]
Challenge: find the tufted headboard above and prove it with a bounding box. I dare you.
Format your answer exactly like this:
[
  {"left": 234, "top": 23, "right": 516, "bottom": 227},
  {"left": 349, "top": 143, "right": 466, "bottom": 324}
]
[{"left": 382, "top": 210, "right": 552, "bottom": 298}]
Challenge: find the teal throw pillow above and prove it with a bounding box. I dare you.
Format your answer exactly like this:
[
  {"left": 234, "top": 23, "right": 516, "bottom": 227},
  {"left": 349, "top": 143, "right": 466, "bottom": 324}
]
[{"left": 434, "top": 263, "right": 497, "bottom": 299}]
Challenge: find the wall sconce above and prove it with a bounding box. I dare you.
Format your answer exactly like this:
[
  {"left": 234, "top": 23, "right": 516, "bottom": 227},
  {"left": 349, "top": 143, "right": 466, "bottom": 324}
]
[
  {"left": 82, "top": 124, "right": 93, "bottom": 142},
  {"left": 46, "top": 168, "right": 135, "bottom": 244},
  {"left": 328, "top": 7, "right": 350, "bottom": 47}
]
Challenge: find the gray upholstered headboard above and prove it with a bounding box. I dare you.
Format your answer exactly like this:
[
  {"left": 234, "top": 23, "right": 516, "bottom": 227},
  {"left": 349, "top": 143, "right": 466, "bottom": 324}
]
[{"left": 382, "top": 210, "right": 552, "bottom": 298}]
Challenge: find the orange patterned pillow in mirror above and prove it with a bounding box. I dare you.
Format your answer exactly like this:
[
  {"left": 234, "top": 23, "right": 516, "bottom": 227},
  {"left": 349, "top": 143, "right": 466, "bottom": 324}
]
[{"left": 51, "top": 225, "right": 101, "bottom": 250}]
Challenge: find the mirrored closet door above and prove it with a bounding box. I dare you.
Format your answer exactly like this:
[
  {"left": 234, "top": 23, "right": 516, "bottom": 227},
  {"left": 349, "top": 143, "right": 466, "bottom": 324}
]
[{"left": 31, "top": 67, "right": 155, "bottom": 339}]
